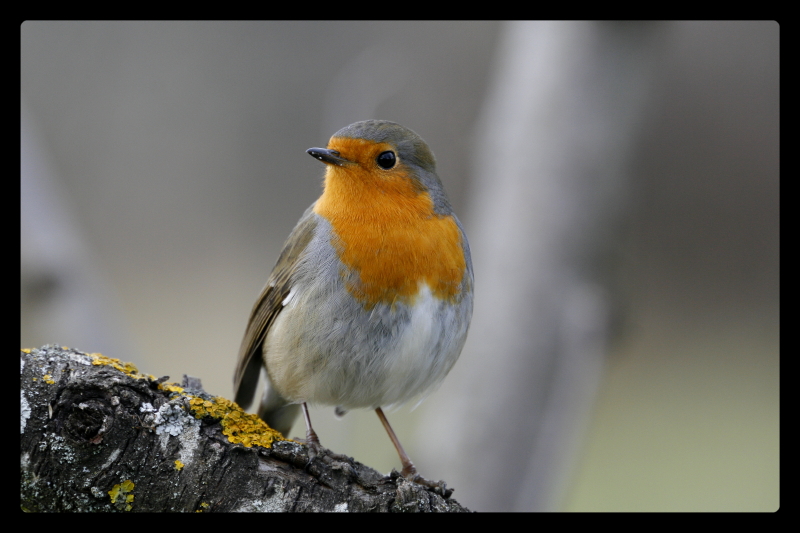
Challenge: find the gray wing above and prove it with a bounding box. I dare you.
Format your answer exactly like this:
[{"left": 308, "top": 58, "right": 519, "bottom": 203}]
[{"left": 233, "top": 210, "right": 318, "bottom": 410}]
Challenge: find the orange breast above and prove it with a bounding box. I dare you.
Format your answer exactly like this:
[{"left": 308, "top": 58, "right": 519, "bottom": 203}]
[{"left": 313, "top": 148, "right": 465, "bottom": 309}]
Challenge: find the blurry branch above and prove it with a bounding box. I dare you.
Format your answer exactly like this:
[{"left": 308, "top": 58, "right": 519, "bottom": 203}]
[
  {"left": 20, "top": 345, "right": 468, "bottom": 512},
  {"left": 428, "top": 21, "right": 666, "bottom": 511}
]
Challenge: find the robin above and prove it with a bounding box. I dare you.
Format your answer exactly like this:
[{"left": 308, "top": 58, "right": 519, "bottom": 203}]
[{"left": 233, "top": 120, "right": 473, "bottom": 488}]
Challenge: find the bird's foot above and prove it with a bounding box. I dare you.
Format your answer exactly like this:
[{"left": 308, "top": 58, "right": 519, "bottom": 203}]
[
  {"left": 393, "top": 466, "right": 454, "bottom": 498},
  {"left": 294, "top": 433, "right": 351, "bottom": 465}
]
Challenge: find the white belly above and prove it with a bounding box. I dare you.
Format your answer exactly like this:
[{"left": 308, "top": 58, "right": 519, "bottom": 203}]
[{"left": 264, "top": 283, "right": 466, "bottom": 409}]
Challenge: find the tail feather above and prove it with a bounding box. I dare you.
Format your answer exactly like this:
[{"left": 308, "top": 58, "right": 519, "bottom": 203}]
[{"left": 259, "top": 384, "right": 300, "bottom": 437}]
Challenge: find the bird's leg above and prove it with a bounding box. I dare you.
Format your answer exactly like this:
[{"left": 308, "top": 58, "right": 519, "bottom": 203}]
[
  {"left": 375, "top": 407, "right": 417, "bottom": 477},
  {"left": 299, "top": 402, "right": 352, "bottom": 465},
  {"left": 375, "top": 407, "right": 453, "bottom": 497},
  {"left": 301, "top": 402, "right": 321, "bottom": 451}
]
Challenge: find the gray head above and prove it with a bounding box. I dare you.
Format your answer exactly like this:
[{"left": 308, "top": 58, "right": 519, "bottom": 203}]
[{"left": 331, "top": 120, "right": 438, "bottom": 175}]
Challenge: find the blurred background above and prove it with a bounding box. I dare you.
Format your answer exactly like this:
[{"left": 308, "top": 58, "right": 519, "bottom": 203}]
[{"left": 21, "top": 21, "right": 778, "bottom": 511}]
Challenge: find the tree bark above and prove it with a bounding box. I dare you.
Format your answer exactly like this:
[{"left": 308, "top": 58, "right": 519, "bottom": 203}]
[{"left": 20, "top": 345, "right": 469, "bottom": 512}]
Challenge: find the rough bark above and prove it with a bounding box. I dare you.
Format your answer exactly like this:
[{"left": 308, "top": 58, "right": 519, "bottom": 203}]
[{"left": 20, "top": 345, "right": 469, "bottom": 512}]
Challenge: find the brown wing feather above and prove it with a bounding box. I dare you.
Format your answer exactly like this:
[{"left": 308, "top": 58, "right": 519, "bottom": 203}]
[{"left": 233, "top": 211, "right": 318, "bottom": 410}]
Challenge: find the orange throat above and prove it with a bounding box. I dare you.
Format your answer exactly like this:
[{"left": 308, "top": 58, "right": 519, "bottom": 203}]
[{"left": 313, "top": 164, "right": 465, "bottom": 309}]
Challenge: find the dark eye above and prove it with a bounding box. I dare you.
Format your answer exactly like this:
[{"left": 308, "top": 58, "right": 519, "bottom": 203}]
[{"left": 377, "top": 151, "right": 396, "bottom": 169}]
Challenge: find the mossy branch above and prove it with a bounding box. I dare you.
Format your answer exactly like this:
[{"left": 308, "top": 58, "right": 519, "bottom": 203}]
[{"left": 20, "top": 345, "right": 468, "bottom": 512}]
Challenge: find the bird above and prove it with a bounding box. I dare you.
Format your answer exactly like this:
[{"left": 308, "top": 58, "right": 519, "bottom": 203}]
[{"left": 233, "top": 120, "right": 473, "bottom": 487}]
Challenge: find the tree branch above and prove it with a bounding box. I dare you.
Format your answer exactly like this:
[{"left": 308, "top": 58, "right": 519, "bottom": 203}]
[{"left": 20, "top": 345, "right": 469, "bottom": 512}]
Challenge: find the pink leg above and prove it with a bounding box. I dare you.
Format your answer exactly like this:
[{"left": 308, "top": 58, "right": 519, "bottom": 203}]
[
  {"left": 375, "top": 407, "right": 418, "bottom": 479},
  {"left": 301, "top": 402, "right": 320, "bottom": 447}
]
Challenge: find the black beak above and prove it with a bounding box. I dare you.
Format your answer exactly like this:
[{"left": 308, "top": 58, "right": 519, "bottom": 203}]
[{"left": 306, "top": 148, "right": 351, "bottom": 167}]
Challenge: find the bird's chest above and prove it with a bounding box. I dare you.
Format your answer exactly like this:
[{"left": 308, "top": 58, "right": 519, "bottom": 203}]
[
  {"left": 322, "top": 210, "right": 466, "bottom": 310},
  {"left": 263, "top": 212, "right": 470, "bottom": 407}
]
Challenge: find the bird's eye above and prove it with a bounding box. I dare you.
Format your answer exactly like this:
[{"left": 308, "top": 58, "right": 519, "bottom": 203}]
[{"left": 377, "top": 151, "right": 396, "bottom": 169}]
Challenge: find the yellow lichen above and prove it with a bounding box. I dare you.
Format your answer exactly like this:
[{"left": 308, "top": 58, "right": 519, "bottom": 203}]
[
  {"left": 43, "top": 374, "right": 55, "bottom": 385},
  {"left": 174, "top": 460, "right": 184, "bottom": 471},
  {"left": 90, "top": 353, "right": 141, "bottom": 376},
  {"left": 86, "top": 352, "right": 160, "bottom": 384},
  {"left": 159, "top": 383, "right": 185, "bottom": 393},
  {"left": 21, "top": 348, "right": 31, "bottom": 354},
  {"left": 187, "top": 395, "right": 284, "bottom": 448},
  {"left": 109, "top": 480, "right": 135, "bottom": 511}
]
